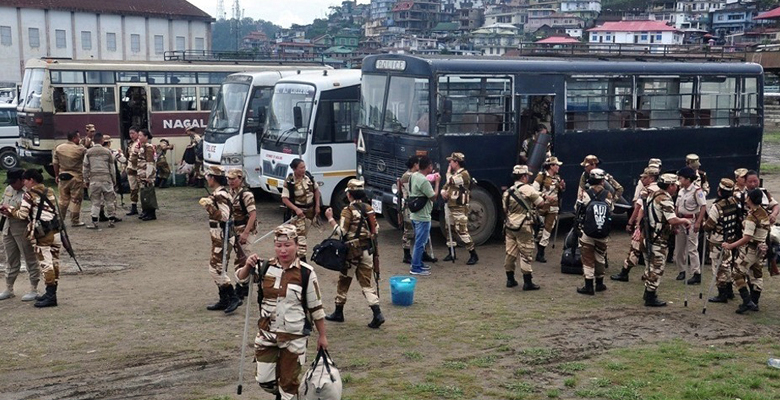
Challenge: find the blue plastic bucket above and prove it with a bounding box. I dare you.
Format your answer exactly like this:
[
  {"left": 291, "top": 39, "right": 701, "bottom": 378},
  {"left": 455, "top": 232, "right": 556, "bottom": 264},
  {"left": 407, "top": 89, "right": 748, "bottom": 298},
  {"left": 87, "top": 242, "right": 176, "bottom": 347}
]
[{"left": 390, "top": 276, "right": 417, "bottom": 306}]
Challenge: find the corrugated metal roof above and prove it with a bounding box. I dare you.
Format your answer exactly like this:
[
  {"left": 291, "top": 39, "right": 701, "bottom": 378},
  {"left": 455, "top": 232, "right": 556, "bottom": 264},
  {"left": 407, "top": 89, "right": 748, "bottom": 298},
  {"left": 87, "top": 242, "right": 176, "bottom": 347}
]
[
  {"left": 536, "top": 36, "right": 580, "bottom": 43},
  {"left": 0, "top": 0, "right": 212, "bottom": 21},
  {"left": 755, "top": 6, "right": 780, "bottom": 20},
  {"left": 587, "top": 20, "right": 679, "bottom": 32}
]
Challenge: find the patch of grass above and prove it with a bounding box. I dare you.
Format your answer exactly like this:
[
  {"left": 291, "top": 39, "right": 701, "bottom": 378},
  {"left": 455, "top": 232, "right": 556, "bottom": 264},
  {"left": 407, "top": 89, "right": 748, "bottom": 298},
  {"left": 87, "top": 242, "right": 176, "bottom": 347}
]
[
  {"left": 442, "top": 360, "right": 467, "bottom": 370},
  {"left": 764, "top": 131, "right": 780, "bottom": 144},
  {"left": 547, "top": 388, "right": 560, "bottom": 398},
  {"left": 564, "top": 377, "right": 577, "bottom": 388},
  {"left": 520, "top": 347, "right": 560, "bottom": 365},
  {"left": 761, "top": 163, "right": 780, "bottom": 174},
  {"left": 405, "top": 382, "right": 464, "bottom": 399},
  {"left": 403, "top": 351, "right": 423, "bottom": 361},
  {"left": 468, "top": 355, "right": 497, "bottom": 368},
  {"left": 558, "top": 361, "right": 587, "bottom": 374},
  {"left": 605, "top": 361, "right": 627, "bottom": 371}
]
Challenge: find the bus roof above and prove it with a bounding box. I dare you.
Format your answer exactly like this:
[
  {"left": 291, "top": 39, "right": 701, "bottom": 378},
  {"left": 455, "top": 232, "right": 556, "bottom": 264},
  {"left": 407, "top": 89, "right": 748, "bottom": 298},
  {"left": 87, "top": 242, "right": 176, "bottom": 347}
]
[
  {"left": 23, "top": 58, "right": 321, "bottom": 73},
  {"left": 362, "top": 54, "right": 764, "bottom": 76},
  {"left": 224, "top": 69, "right": 329, "bottom": 86},
  {"left": 275, "top": 69, "right": 362, "bottom": 91}
]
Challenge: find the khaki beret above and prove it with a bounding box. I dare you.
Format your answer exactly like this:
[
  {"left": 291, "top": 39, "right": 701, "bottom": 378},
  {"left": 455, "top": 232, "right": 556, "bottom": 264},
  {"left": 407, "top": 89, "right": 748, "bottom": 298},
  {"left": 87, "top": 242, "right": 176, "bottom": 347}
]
[
  {"left": 227, "top": 168, "right": 244, "bottom": 179},
  {"left": 513, "top": 165, "right": 530, "bottom": 175},
  {"left": 580, "top": 155, "right": 599, "bottom": 167},
  {"left": 206, "top": 165, "right": 225, "bottom": 177},
  {"left": 345, "top": 178, "right": 364, "bottom": 192},
  {"left": 734, "top": 168, "right": 748, "bottom": 179},
  {"left": 719, "top": 178, "right": 735, "bottom": 191},
  {"left": 274, "top": 224, "right": 298, "bottom": 242},
  {"left": 446, "top": 152, "right": 465, "bottom": 162}
]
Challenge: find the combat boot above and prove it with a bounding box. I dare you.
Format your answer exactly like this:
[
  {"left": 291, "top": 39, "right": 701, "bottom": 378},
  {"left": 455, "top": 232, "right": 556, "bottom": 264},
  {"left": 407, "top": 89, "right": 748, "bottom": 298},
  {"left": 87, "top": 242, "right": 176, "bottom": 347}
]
[
  {"left": 140, "top": 209, "right": 157, "bottom": 221},
  {"left": 224, "top": 285, "right": 242, "bottom": 314},
  {"left": 522, "top": 274, "right": 540, "bottom": 291},
  {"left": 235, "top": 283, "right": 249, "bottom": 300},
  {"left": 325, "top": 304, "right": 345, "bottom": 322},
  {"left": 86, "top": 217, "right": 99, "bottom": 230},
  {"left": 126, "top": 203, "right": 138, "bottom": 216},
  {"left": 595, "top": 277, "right": 607, "bottom": 292},
  {"left": 34, "top": 285, "right": 57, "bottom": 308},
  {"left": 206, "top": 286, "right": 229, "bottom": 311},
  {"left": 443, "top": 250, "right": 456, "bottom": 262},
  {"left": 736, "top": 287, "right": 758, "bottom": 314},
  {"left": 422, "top": 252, "right": 438, "bottom": 263},
  {"left": 708, "top": 286, "right": 728, "bottom": 303},
  {"left": 751, "top": 288, "right": 761, "bottom": 311},
  {"left": 367, "top": 304, "right": 385, "bottom": 329},
  {"left": 686, "top": 273, "right": 701, "bottom": 285},
  {"left": 610, "top": 267, "right": 630, "bottom": 282},
  {"left": 160, "top": 178, "right": 170, "bottom": 189},
  {"left": 99, "top": 208, "right": 110, "bottom": 221},
  {"left": 466, "top": 250, "right": 479, "bottom": 265},
  {"left": 676, "top": 271, "right": 686, "bottom": 281},
  {"left": 644, "top": 289, "right": 667, "bottom": 307},
  {"left": 506, "top": 271, "right": 519, "bottom": 288},
  {"left": 726, "top": 284, "right": 735, "bottom": 299},
  {"left": 402, "top": 249, "right": 412, "bottom": 264},
  {"left": 577, "top": 279, "right": 595, "bottom": 295},
  {"left": 535, "top": 244, "right": 547, "bottom": 263}
]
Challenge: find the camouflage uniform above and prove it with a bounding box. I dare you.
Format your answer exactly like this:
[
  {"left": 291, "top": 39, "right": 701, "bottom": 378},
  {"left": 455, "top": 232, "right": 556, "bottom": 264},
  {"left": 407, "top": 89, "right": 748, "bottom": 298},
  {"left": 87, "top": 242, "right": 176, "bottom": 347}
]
[
  {"left": 52, "top": 141, "right": 86, "bottom": 225},
  {"left": 642, "top": 181, "right": 678, "bottom": 293},
  {"left": 443, "top": 165, "right": 474, "bottom": 252},
  {"left": 503, "top": 171, "right": 543, "bottom": 278},
  {"left": 83, "top": 144, "right": 117, "bottom": 222},
  {"left": 400, "top": 169, "right": 415, "bottom": 250},
  {"left": 622, "top": 181, "right": 660, "bottom": 274},
  {"left": 578, "top": 183, "right": 613, "bottom": 282},
  {"left": 332, "top": 197, "right": 379, "bottom": 307},
  {"left": 137, "top": 142, "right": 157, "bottom": 217},
  {"left": 1, "top": 182, "right": 41, "bottom": 298},
  {"left": 733, "top": 206, "right": 770, "bottom": 293},
  {"left": 126, "top": 139, "right": 140, "bottom": 204},
  {"left": 281, "top": 172, "right": 318, "bottom": 259},
  {"left": 202, "top": 183, "right": 233, "bottom": 287},
  {"left": 703, "top": 192, "right": 740, "bottom": 293},
  {"left": 532, "top": 163, "right": 564, "bottom": 248},
  {"left": 80, "top": 124, "right": 95, "bottom": 149},
  {"left": 230, "top": 172, "right": 257, "bottom": 281},
  {"left": 155, "top": 141, "right": 173, "bottom": 184},
  {"left": 577, "top": 155, "right": 623, "bottom": 201}
]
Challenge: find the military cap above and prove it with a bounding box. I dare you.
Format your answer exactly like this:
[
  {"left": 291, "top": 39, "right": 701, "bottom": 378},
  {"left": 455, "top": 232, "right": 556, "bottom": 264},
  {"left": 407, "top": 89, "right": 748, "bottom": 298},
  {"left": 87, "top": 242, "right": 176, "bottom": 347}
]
[
  {"left": 589, "top": 168, "right": 606, "bottom": 180},
  {"left": 677, "top": 166, "right": 697, "bottom": 179},
  {"left": 734, "top": 168, "right": 748, "bottom": 179},
  {"left": 226, "top": 168, "right": 244, "bottom": 179},
  {"left": 641, "top": 166, "right": 660, "bottom": 177},
  {"left": 719, "top": 178, "right": 735, "bottom": 191},
  {"left": 544, "top": 156, "right": 563, "bottom": 166},
  {"left": 5, "top": 168, "right": 24, "bottom": 184},
  {"left": 85, "top": 124, "right": 96, "bottom": 132},
  {"left": 659, "top": 173, "right": 679, "bottom": 185},
  {"left": 513, "top": 165, "right": 531, "bottom": 175},
  {"left": 580, "top": 155, "right": 599, "bottom": 167},
  {"left": 206, "top": 165, "right": 225, "bottom": 177},
  {"left": 102, "top": 135, "right": 112, "bottom": 144},
  {"left": 274, "top": 224, "right": 298, "bottom": 242},
  {"left": 345, "top": 178, "right": 364, "bottom": 192},
  {"left": 686, "top": 154, "right": 701, "bottom": 167},
  {"left": 648, "top": 158, "right": 662, "bottom": 168},
  {"left": 446, "top": 152, "right": 465, "bottom": 162}
]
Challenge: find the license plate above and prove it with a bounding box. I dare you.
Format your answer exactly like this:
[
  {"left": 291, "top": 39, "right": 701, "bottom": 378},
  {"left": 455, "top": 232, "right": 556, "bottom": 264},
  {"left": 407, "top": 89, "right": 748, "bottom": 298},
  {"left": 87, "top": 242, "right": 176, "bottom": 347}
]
[
  {"left": 267, "top": 178, "right": 279, "bottom": 187},
  {"left": 372, "top": 199, "right": 382, "bottom": 214}
]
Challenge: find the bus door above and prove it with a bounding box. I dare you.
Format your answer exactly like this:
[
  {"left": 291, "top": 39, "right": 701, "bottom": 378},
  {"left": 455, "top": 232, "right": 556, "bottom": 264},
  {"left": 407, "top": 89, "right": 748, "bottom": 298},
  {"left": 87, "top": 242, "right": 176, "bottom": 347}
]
[
  {"left": 119, "top": 85, "right": 150, "bottom": 149},
  {"left": 515, "top": 75, "right": 564, "bottom": 158},
  {"left": 242, "top": 86, "right": 273, "bottom": 188}
]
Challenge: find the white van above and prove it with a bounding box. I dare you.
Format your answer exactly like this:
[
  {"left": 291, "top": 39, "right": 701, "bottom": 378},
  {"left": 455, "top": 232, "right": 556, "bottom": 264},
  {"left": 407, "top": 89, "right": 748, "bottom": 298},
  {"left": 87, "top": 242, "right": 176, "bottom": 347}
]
[{"left": 0, "top": 102, "right": 20, "bottom": 169}]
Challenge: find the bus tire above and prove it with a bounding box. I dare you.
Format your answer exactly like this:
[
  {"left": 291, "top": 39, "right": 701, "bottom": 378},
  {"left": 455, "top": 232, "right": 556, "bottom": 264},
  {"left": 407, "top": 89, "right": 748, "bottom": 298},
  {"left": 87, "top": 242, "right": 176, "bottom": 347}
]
[
  {"left": 384, "top": 205, "right": 400, "bottom": 230},
  {"left": 0, "top": 148, "right": 19, "bottom": 170},
  {"left": 440, "top": 186, "right": 497, "bottom": 247},
  {"left": 44, "top": 164, "right": 55, "bottom": 177},
  {"left": 330, "top": 180, "right": 350, "bottom": 218}
]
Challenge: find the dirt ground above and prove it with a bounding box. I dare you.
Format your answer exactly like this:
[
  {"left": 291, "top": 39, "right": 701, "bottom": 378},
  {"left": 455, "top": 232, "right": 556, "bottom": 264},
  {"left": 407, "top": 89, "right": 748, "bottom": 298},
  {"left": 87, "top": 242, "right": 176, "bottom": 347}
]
[{"left": 1, "top": 174, "right": 780, "bottom": 400}]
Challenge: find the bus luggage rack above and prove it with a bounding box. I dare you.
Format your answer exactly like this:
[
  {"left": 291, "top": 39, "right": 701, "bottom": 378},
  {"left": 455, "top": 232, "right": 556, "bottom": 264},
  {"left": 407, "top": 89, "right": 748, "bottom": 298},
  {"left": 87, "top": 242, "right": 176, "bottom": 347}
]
[
  {"left": 514, "top": 43, "right": 750, "bottom": 62},
  {"left": 164, "top": 50, "right": 325, "bottom": 65}
]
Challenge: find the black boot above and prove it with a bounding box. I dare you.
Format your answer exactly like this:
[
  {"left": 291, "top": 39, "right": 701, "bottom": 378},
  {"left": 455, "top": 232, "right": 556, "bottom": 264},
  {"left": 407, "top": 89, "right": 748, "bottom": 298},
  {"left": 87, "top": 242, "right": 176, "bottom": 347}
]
[
  {"left": 443, "top": 250, "right": 456, "bottom": 262},
  {"left": 325, "top": 304, "right": 345, "bottom": 322},
  {"left": 422, "top": 252, "right": 438, "bottom": 263},
  {"left": 638, "top": 252, "right": 645, "bottom": 266},
  {"left": 751, "top": 288, "right": 761, "bottom": 311},
  {"left": 126, "top": 203, "right": 138, "bottom": 216},
  {"left": 522, "top": 274, "right": 540, "bottom": 291},
  {"left": 402, "top": 249, "right": 412, "bottom": 264},
  {"left": 577, "top": 279, "right": 595, "bottom": 295},
  {"left": 644, "top": 289, "right": 667, "bottom": 307},
  {"left": 506, "top": 271, "right": 519, "bottom": 288},
  {"left": 535, "top": 244, "right": 547, "bottom": 263},
  {"left": 726, "top": 284, "right": 735, "bottom": 300},
  {"left": 140, "top": 209, "right": 157, "bottom": 221},
  {"left": 154, "top": 177, "right": 161, "bottom": 187},
  {"left": 610, "top": 268, "right": 630, "bottom": 282},
  {"left": 224, "top": 285, "right": 242, "bottom": 314},
  {"left": 676, "top": 271, "right": 686, "bottom": 281},
  {"left": 34, "top": 285, "right": 57, "bottom": 308},
  {"left": 736, "top": 287, "right": 759, "bottom": 314},
  {"left": 595, "top": 277, "right": 607, "bottom": 292},
  {"left": 686, "top": 273, "right": 701, "bottom": 285},
  {"left": 708, "top": 286, "right": 729, "bottom": 303},
  {"left": 466, "top": 249, "right": 479, "bottom": 265},
  {"left": 99, "top": 208, "right": 110, "bottom": 222},
  {"left": 367, "top": 304, "right": 385, "bottom": 329},
  {"left": 206, "top": 286, "right": 229, "bottom": 311},
  {"left": 235, "top": 283, "right": 249, "bottom": 300},
  {"left": 160, "top": 178, "right": 169, "bottom": 189}
]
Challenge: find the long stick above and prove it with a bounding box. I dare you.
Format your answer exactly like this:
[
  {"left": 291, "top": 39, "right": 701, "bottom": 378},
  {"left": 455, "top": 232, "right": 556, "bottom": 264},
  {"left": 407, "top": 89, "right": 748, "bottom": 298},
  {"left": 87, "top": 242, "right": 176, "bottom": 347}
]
[
  {"left": 252, "top": 216, "right": 298, "bottom": 244},
  {"left": 684, "top": 228, "right": 689, "bottom": 308},
  {"left": 552, "top": 199, "right": 562, "bottom": 249},
  {"left": 220, "top": 221, "right": 231, "bottom": 279},
  {"left": 702, "top": 252, "right": 722, "bottom": 314},
  {"left": 698, "top": 233, "right": 708, "bottom": 299},
  {"left": 236, "top": 263, "right": 256, "bottom": 395},
  {"left": 445, "top": 206, "right": 456, "bottom": 262}
]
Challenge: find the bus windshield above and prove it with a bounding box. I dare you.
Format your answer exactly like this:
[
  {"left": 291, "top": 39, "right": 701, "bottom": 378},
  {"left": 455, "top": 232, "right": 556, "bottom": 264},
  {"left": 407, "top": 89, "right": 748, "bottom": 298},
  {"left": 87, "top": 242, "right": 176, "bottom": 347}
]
[
  {"left": 20, "top": 68, "right": 45, "bottom": 110},
  {"left": 206, "top": 82, "right": 250, "bottom": 140},
  {"left": 264, "top": 83, "right": 315, "bottom": 147},
  {"left": 360, "top": 74, "right": 429, "bottom": 135}
]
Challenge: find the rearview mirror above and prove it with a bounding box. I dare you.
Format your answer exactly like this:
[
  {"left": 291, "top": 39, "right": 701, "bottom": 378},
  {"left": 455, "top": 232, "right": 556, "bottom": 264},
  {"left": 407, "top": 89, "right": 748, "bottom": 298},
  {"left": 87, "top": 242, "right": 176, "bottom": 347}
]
[{"left": 293, "top": 106, "right": 303, "bottom": 129}]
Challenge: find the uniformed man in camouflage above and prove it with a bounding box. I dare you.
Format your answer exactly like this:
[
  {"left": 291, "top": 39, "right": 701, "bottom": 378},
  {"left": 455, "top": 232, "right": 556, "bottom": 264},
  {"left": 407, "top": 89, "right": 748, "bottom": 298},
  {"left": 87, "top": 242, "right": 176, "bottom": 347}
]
[
  {"left": 575, "top": 169, "right": 613, "bottom": 295},
  {"left": 186, "top": 127, "right": 205, "bottom": 188},
  {"left": 227, "top": 168, "right": 257, "bottom": 300},
  {"left": 235, "top": 225, "right": 328, "bottom": 400},
  {"left": 324, "top": 179, "right": 385, "bottom": 329},
  {"left": 155, "top": 138, "right": 174, "bottom": 188},
  {"left": 734, "top": 168, "right": 749, "bottom": 218},
  {"left": 441, "top": 152, "right": 478, "bottom": 265},
  {"left": 631, "top": 158, "right": 662, "bottom": 207},
  {"left": 136, "top": 129, "right": 157, "bottom": 221},
  {"left": 83, "top": 132, "right": 118, "bottom": 229},
  {"left": 674, "top": 167, "right": 707, "bottom": 284},
  {"left": 200, "top": 166, "right": 241, "bottom": 314},
  {"left": 612, "top": 166, "right": 660, "bottom": 282},
  {"left": 745, "top": 170, "right": 779, "bottom": 223},
  {"left": 532, "top": 156, "right": 565, "bottom": 262},
  {"left": 1, "top": 169, "right": 63, "bottom": 308},
  {"left": 503, "top": 165, "right": 544, "bottom": 290},
  {"left": 518, "top": 126, "right": 551, "bottom": 165},
  {"left": 577, "top": 155, "right": 623, "bottom": 200},
  {"left": 686, "top": 154, "right": 709, "bottom": 196},
  {"left": 125, "top": 126, "right": 141, "bottom": 216},
  {"left": 0, "top": 168, "right": 41, "bottom": 302},
  {"left": 642, "top": 173, "right": 692, "bottom": 307},
  {"left": 281, "top": 158, "right": 320, "bottom": 262},
  {"left": 52, "top": 130, "right": 86, "bottom": 227},
  {"left": 399, "top": 155, "right": 436, "bottom": 264},
  {"left": 723, "top": 188, "right": 770, "bottom": 314},
  {"left": 703, "top": 178, "right": 741, "bottom": 303},
  {"left": 81, "top": 124, "right": 96, "bottom": 149}
]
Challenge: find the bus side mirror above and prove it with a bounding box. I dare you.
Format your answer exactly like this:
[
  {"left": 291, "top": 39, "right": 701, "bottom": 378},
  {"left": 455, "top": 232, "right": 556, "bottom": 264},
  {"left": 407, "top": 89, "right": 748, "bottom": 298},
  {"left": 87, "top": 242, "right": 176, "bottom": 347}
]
[
  {"left": 441, "top": 99, "right": 453, "bottom": 124},
  {"left": 293, "top": 106, "right": 303, "bottom": 129}
]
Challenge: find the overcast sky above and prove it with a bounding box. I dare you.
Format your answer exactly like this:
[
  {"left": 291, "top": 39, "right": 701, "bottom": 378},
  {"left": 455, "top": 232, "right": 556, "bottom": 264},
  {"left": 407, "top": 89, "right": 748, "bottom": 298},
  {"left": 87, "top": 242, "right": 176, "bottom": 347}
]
[{"left": 188, "top": 0, "right": 371, "bottom": 28}]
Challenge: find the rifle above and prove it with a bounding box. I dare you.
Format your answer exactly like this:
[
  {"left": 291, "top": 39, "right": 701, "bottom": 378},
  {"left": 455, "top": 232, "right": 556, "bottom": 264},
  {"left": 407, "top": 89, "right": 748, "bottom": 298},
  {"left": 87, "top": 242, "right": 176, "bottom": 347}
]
[
  {"left": 642, "top": 194, "right": 654, "bottom": 290},
  {"left": 552, "top": 197, "right": 562, "bottom": 249},
  {"left": 236, "top": 260, "right": 258, "bottom": 395},
  {"left": 220, "top": 219, "right": 233, "bottom": 279},
  {"left": 53, "top": 196, "right": 83, "bottom": 272},
  {"left": 371, "top": 235, "right": 380, "bottom": 299},
  {"left": 397, "top": 177, "right": 404, "bottom": 229}
]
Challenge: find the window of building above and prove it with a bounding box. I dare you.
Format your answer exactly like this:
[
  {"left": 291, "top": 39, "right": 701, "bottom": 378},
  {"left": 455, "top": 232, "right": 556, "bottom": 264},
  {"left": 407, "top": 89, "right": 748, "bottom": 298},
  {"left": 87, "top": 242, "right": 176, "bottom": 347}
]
[
  {"left": 151, "top": 86, "right": 197, "bottom": 111},
  {"left": 656, "top": 34, "right": 663, "bottom": 41},
  {"left": 0, "top": 26, "right": 11, "bottom": 46},
  {"left": 81, "top": 31, "right": 92, "bottom": 50},
  {"left": 195, "top": 37, "right": 205, "bottom": 50},
  {"left": 53, "top": 87, "right": 85, "bottom": 113},
  {"left": 28, "top": 28, "right": 40, "bottom": 48},
  {"left": 106, "top": 32, "right": 117, "bottom": 51},
  {"left": 88, "top": 87, "right": 116, "bottom": 112},
  {"left": 640, "top": 34, "right": 648, "bottom": 41},
  {"left": 176, "top": 36, "right": 185, "bottom": 51},
  {"left": 437, "top": 75, "right": 514, "bottom": 134},
  {"left": 131, "top": 34, "right": 141, "bottom": 53},
  {"left": 56, "top": 29, "right": 66, "bottom": 48},
  {"left": 154, "top": 35, "right": 164, "bottom": 54}
]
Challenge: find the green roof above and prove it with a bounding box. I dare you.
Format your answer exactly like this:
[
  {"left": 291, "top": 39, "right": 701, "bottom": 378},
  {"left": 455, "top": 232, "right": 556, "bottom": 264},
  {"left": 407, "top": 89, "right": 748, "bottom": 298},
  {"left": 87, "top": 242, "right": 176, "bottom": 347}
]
[{"left": 433, "top": 22, "right": 460, "bottom": 31}]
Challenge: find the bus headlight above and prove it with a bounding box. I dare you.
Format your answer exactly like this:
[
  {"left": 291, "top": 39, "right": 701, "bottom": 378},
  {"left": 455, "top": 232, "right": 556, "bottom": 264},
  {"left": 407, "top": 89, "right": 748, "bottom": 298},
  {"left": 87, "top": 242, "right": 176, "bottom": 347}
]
[
  {"left": 32, "top": 136, "right": 40, "bottom": 146},
  {"left": 357, "top": 165, "right": 363, "bottom": 176},
  {"left": 391, "top": 183, "right": 398, "bottom": 194},
  {"left": 221, "top": 155, "right": 243, "bottom": 165}
]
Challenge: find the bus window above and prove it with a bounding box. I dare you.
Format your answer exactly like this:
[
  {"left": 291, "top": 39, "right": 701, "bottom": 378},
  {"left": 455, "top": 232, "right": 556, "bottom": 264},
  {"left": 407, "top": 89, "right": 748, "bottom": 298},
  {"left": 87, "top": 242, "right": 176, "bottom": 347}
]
[
  {"left": 740, "top": 77, "right": 760, "bottom": 126},
  {"left": 313, "top": 100, "right": 358, "bottom": 144},
  {"left": 565, "top": 77, "right": 632, "bottom": 131},
  {"left": 637, "top": 78, "right": 685, "bottom": 128},
  {"left": 53, "top": 87, "right": 85, "bottom": 113},
  {"left": 155, "top": 86, "right": 197, "bottom": 111},
  {"left": 85, "top": 71, "right": 115, "bottom": 84},
  {"left": 88, "top": 87, "right": 116, "bottom": 112},
  {"left": 700, "top": 77, "right": 737, "bottom": 127},
  {"left": 116, "top": 72, "right": 147, "bottom": 83},
  {"left": 359, "top": 74, "right": 386, "bottom": 130},
  {"left": 199, "top": 86, "right": 219, "bottom": 111},
  {"left": 22, "top": 68, "right": 44, "bottom": 109},
  {"left": 437, "top": 75, "right": 512, "bottom": 135},
  {"left": 51, "top": 71, "right": 85, "bottom": 84},
  {"left": 384, "top": 76, "right": 428, "bottom": 135},
  {"left": 244, "top": 87, "right": 272, "bottom": 132}
]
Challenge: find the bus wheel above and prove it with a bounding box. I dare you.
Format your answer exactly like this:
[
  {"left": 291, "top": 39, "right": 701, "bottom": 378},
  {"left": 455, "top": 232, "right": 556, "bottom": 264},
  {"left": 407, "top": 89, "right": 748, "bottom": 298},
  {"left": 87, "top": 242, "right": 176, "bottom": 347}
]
[
  {"left": 384, "top": 205, "right": 400, "bottom": 230},
  {"left": 44, "top": 164, "right": 56, "bottom": 177},
  {"left": 440, "top": 186, "right": 497, "bottom": 246},
  {"left": 330, "top": 181, "right": 349, "bottom": 218},
  {"left": 0, "top": 148, "right": 19, "bottom": 170}
]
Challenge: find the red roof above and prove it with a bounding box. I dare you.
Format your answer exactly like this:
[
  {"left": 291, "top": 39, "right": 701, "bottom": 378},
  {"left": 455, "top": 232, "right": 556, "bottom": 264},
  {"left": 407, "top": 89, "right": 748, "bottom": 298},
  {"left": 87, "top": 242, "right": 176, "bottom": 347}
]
[
  {"left": 587, "top": 20, "right": 679, "bottom": 32},
  {"left": 536, "top": 36, "right": 580, "bottom": 44},
  {"left": 393, "top": 1, "right": 414, "bottom": 12},
  {"left": 755, "top": 7, "right": 780, "bottom": 20},
  {"left": 0, "top": 0, "right": 212, "bottom": 21}
]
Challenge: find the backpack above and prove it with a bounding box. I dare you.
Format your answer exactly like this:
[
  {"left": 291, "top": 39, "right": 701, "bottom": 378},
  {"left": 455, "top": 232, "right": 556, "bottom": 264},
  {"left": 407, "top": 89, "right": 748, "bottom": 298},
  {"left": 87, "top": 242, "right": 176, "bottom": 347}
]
[
  {"left": 581, "top": 188, "right": 611, "bottom": 239},
  {"left": 299, "top": 348, "right": 342, "bottom": 400}
]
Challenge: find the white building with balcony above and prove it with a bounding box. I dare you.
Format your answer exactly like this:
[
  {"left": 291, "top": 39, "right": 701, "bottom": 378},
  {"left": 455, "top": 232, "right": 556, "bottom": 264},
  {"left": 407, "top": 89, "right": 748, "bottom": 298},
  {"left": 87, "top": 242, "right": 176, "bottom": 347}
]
[
  {"left": 587, "top": 20, "right": 683, "bottom": 44},
  {"left": 471, "top": 23, "right": 523, "bottom": 55}
]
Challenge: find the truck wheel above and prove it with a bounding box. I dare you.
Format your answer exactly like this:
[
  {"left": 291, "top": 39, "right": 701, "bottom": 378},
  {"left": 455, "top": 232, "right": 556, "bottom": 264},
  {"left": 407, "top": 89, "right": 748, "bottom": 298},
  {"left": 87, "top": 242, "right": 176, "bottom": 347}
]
[
  {"left": 330, "top": 181, "right": 349, "bottom": 218},
  {"left": 384, "top": 205, "right": 400, "bottom": 229},
  {"left": 439, "top": 186, "right": 497, "bottom": 246},
  {"left": 0, "top": 149, "right": 19, "bottom": 170}
]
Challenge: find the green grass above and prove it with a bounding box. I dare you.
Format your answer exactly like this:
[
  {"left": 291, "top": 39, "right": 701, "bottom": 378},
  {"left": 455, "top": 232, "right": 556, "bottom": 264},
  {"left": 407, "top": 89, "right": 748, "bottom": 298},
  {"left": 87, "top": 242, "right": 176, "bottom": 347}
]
[{"left": 764, "top": 131, "right": 780, "bottom": 144}]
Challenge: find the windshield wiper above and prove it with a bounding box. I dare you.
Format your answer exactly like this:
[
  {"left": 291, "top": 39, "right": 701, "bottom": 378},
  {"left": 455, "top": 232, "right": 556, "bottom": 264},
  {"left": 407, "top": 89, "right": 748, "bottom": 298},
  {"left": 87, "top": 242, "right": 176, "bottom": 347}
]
[{"left": 275, "top": 127, "right": 298, "bottom": 146}]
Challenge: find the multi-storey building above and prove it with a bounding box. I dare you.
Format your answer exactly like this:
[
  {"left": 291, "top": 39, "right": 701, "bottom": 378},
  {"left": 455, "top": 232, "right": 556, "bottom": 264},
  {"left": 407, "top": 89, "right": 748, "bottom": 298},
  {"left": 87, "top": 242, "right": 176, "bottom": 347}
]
[
  {"left": 471, "top": 22, "right": 523, "bottom": 55},
  {"left": 587, "top": 20, "right": 683, "bottom": 44},
  {"left": 393, "top": 1, "right": 442, "bottom": 34}
]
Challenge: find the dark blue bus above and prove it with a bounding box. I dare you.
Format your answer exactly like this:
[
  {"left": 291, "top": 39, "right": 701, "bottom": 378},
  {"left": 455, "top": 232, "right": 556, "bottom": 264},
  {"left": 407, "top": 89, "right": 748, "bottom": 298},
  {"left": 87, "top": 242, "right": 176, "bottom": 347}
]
[{"left": 356, "top": 54, "right": 764, "bottom": 245}]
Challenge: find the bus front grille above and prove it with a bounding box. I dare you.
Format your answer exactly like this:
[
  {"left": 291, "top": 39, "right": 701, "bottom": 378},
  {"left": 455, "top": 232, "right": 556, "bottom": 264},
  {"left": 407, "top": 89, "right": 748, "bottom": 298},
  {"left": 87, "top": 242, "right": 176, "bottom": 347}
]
[{"left": 360, "top": 153, "right": 405, "bottom": 192}]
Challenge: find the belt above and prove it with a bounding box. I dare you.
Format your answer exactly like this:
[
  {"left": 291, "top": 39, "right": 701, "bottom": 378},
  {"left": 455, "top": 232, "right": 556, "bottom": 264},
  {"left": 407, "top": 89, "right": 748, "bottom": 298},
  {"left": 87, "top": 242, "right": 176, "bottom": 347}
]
[
  {"left": 679, "top": 214, "right": 696, "bottom": 218},
  {"left": 291, "top": 203, "right": 314, "bottom": 209},
  {"left": 209, "top": 221, "right": 227, "bottom": 229}
]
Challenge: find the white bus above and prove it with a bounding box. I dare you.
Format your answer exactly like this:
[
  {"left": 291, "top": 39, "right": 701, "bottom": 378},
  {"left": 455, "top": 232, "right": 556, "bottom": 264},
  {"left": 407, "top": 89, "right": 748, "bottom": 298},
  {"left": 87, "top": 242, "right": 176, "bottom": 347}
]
[{"left": 258, "top": 69, "right": 361, "bottom": 211}]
